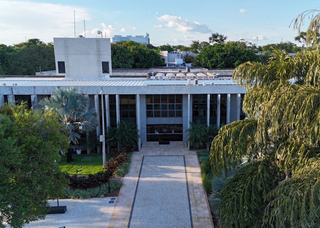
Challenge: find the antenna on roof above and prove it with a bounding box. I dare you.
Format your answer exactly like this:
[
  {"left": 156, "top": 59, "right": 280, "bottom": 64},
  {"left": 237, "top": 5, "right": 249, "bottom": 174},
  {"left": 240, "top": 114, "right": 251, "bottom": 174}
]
[{"left": 74, "top": 10, "right": 76, "bottom": 38}]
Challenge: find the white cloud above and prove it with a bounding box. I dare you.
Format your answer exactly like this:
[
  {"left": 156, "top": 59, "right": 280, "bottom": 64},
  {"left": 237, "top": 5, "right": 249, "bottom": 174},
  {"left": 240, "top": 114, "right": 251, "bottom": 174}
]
[
  {"left": 184, "top": 35, "right": 193, "bottom": 39},
  {"left": 157, "top": 14, "right": 212, "bottom": 34},
  {"left": 120, "top": 28, "right": 126, "bottom": 32},
  {"left": 239, "top": 9, "right": 247, "bottom": 14},
  {"left": 154, "top": 25, "right": 164, "bottom": 28},
  {"left": 0, "top": 0, "right": 91, "bottom": 45},
  {"left": 91, "top": 23, "right": 114, "bottom": 38},
  {"left": 127, "top": 25, "right": 137, "bottom": 30},
  {"left": 253, "top": 35, "right": 267, "bottom": 41}
]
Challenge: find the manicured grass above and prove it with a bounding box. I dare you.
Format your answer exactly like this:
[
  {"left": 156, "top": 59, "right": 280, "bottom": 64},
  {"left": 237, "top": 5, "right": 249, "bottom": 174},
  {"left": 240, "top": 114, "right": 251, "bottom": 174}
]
[{"left": 59, "top": 154, "right": 111, "bottom": 175}]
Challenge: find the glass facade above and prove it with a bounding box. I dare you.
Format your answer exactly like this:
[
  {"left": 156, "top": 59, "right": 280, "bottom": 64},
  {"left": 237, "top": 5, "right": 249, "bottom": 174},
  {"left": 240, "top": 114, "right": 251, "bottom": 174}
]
[
  {"left": 120, "top": 95, "right": 136, "bottom": 124},
  {"left": 192, "top": 94, "right": 207, "bottom": 124},
  {"left": 220, "top": 94, "right": 227, "bottom": 126},
  {"left": 109, "top": 95, "right": 117, "bottom": 127},
  {"left": 240, "top": 94, "right": 246, "bottom": 120},
  {"left": 146, "top": 95, "right": 182, "bottom": 118}
]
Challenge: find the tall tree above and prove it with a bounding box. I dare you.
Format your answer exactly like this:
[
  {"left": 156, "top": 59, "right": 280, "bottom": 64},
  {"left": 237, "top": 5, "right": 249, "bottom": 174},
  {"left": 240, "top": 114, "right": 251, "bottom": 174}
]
[
  {"left": 210, "top": 44, "right": 320, "bottom": 227},
  {"left": 0, "top": 104, "right": 69, "bottom": 228},
  {"left": 7, "top": 39, "right": 55, "bottom": 75},
  {"left": 195, "top": 42, "right": 259, "bottom": 68},
  {"left": 39, "top": 88, "right": 97, "bottom": 146},
  {"left": 209, "top": 33, "right": 227, "bottom": 44}
]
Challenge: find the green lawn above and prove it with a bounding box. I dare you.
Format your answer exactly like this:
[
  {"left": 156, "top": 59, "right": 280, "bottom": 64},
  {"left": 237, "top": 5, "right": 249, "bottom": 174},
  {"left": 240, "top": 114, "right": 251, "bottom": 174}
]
[{"left": 59, "top": 154, "right": 111, "bottom": 175}]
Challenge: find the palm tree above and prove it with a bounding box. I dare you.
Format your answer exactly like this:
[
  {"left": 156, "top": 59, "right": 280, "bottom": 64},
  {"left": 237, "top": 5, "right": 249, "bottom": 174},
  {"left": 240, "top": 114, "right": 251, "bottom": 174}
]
[
  {"left": 116, "top": 121, "right": 139, "bottom": 152},
  {"left": 39, "top": 88, "right": 97, "bottom": 155},
  {"left": 209, "top": 34, "right": 320, "bottom": 227},
  {"left": 186, "top": 122, "right": 208, "bottom": 149}
]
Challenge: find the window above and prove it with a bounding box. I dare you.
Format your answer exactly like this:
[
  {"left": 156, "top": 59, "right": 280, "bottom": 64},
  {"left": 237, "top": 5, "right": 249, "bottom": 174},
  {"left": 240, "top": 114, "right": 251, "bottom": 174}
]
[
  {"left": 58, "top": 61, "right": 65, "bottom": 73},
  {"left": 102, "top": 61, "right": 109, "bottom": 73},
  {"left": 146, "top": 95, "right": 182, "bottom": 118}
]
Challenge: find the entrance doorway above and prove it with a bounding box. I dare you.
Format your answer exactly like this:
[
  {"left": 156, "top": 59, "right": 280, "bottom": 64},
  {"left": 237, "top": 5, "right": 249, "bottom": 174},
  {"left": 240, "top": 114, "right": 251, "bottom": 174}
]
[{"left": 147, "top": 124, "right": 183, "bottom": 141}]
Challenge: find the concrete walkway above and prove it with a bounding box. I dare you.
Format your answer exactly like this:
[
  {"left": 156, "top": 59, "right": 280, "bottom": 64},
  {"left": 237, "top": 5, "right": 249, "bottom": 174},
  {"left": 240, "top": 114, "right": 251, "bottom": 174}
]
[
  {"left": 23, "top": 197, "right": 117, "bottom": 228},
  {"left": 108, "top": 142, "right": 213, "bottom": 228}
]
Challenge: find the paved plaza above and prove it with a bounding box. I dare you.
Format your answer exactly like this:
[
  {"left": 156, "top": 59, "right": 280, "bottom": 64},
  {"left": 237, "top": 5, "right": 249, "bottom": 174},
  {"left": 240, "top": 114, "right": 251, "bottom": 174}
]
[
  {"left": 24, "top": 197, "right": 117, "bottom": 228},
  {"left": 108, "top": 142, "right": 213, "bottom": 228}
]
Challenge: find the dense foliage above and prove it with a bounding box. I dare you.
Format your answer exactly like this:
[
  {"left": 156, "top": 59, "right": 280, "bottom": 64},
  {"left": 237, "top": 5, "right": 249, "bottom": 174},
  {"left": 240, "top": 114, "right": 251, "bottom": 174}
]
[
  {"left": 111, "top": 41, "right": 163, "bottom": 68},
  {"left": 195, "top": 42, "right": 259, "bottom": 68},
  {"left": 210, "top": 43, "right": 320, "bottom": 227},
  {"left": 0, "top": 39, "right": 55, "bottom": 75},
  {"left": 0, "top": 104, "right": 69, "bottom": 228}
]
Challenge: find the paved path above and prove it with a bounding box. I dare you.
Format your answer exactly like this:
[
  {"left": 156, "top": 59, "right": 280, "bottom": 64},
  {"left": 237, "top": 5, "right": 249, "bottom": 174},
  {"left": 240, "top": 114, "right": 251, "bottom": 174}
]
[
  {"left": 23, "top": 197, "right": 117, "bottom": 228},
  {"left": 108, "top": 142, "right": 213, "bottom": 228}
]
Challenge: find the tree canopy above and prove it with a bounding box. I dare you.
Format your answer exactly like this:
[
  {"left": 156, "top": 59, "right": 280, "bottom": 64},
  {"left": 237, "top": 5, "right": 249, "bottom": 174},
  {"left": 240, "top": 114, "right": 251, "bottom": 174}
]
[
  {"left": 0, "top": 104, "right": 69, "bottom": 228},
  {"left": 210, "top": 40, "right": 320, "bottom": 227},
  {"left": 111, "top": 41, "right": 163, "bottom": 68},
  {"left": 195, "top": 41, "right": 259, "bottom": 69}
]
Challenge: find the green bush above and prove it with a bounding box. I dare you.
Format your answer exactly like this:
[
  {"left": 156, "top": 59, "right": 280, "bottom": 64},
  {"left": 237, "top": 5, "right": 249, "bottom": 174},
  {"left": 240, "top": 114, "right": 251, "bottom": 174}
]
[
  {"left": 201, "top": 159, "right": 213, "bottom": 194},
  {"left": 202, "top": 172, "right": 212, "bottom": 194},
  {"left": 63, "top": 181, "right": 122, "bottom": 199},
  {"left": 115, "top": 153, "right": 132, "bottom": 177}
]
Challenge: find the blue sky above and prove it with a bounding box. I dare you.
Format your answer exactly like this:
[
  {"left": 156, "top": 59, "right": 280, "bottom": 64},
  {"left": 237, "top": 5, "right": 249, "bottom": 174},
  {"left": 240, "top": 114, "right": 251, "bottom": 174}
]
[{"left": 1, "top": 0, "right": 320, "bottom": 46}]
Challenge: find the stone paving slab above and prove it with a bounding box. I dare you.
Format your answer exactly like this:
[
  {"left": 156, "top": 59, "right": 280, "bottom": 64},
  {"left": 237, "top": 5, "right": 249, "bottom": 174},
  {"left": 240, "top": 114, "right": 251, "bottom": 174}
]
[
  {"left": 129, "top": 156, "right": 192, "bottom": 228},
  {"left": 108, "top": 142, "right": 214, "bottom": 228}
]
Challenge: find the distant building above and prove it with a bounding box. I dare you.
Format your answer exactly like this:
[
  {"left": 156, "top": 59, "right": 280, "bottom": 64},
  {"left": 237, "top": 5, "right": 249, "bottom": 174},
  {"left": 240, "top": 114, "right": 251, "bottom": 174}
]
[
  {"left": 112, "top": 33, "right": 150, "bottom": 44},
  {"left": 160, "top": 50, "right": 197, "bottom": 67}
]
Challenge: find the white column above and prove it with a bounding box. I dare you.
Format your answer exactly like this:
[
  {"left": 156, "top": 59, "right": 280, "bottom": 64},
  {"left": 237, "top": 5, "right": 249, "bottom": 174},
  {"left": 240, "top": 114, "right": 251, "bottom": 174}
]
[
  {"left": 31, "top": 95, "right": 38, "bottom": 109},
  {"left": 116, "top": 94, "right": 120, "bottom": 124},
  {"left": 94, "top": 95, "right": 101, "bottom": 138},
  {"left": 105, "top": 95, "right": 110, "bottom": 128},
  {"left": 207, "top": 94, "right": 210, "bottom": 127},
  {"left": 101, "top": 93, "right": 106, "bottom": 167},
  {"left": 136, "top": 94, "right": 141, "bottom": 151},
  {"left": 217, "top": 94, "right": 221, "bottom": 128},
  {"left": 0, "top": 95, "right": 4, "bottom": 106},
  {"left": 187, "top": 94, "right": 191, "bottom": 150},
  {"left": 227, "top": 94, "right": 231, "bottom": 124},
  {"left": 85, "top": 95, "right": 91, "bottom": 154},
  {"left": 237, "top": 94, "right": 241, "bottom": 121},
  {"left": 7, "top": 94, "right": 15, "bottom": 105}
]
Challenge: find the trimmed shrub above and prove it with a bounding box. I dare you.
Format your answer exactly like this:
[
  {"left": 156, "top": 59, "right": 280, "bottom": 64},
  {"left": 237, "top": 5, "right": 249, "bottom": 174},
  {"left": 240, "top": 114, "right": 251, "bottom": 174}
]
[
  {"left": 68, "top": 153, "right": 128, "bottom": 190},
  {"left": 63, "top": 181, "right": 122, "bottom": 199},
  {"left": 114, "top": 153, "right": 133, "bottom": 177}
]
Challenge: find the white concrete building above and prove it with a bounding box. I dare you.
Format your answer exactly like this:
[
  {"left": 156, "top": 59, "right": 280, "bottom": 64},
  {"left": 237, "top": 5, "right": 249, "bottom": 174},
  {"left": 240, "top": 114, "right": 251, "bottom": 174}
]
[{"left": 0, "top": 38, "right": 246, "bottom": 151}]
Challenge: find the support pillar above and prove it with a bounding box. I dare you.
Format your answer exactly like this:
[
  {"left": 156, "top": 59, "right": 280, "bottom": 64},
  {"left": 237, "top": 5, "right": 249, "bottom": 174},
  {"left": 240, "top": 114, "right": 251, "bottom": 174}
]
[
  {"left": 31, "top": 95, "right": 38, "bottom": 109},
  {"left": 94, "top": 94, "right": 101, "bottom": 153},
  {"left": 116, "top": 94, "right": 120, "bottom": 151},
  {"left": 116, "top": 94, "right": 120, "bottom": 124},
  {"left": 7, "top": 94, "right": 15, "bottom": 105},
  {"left": 217, "top": 94, "right": 221, "bottom": 128},
  {"left": 105, "top": 95, "right": 111, "bottom": 154},
  {"left": 101, "top": 93, "right": 106, "bottom": 168},
  {"left": 227, "top": 93, "right": 231, "bottom": 124},
  {"left": 85, "top": 95, "right": 91, "bottom": 154},
  {"left": 187, "top": 94, "right": 191, "bottom": 150},
  {"left": 237, "top": 94, "right": 241, "bottom": 121},
  {"left": 136, "top": 94, "right": 141, "bottom": 151}
]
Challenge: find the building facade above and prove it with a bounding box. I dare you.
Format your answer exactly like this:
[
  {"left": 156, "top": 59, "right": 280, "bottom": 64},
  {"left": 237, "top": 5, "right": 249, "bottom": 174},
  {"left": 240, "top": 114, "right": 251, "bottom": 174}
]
[{"left": 0, "top": 38, "right": 246, "bottom": 151}]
